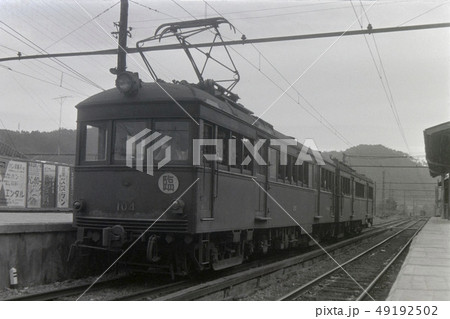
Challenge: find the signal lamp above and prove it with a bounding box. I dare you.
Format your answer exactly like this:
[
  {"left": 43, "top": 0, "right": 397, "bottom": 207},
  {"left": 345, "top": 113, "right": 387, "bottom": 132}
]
[{"left": 116, "top": 71, "right": 141, "bottom": 96}]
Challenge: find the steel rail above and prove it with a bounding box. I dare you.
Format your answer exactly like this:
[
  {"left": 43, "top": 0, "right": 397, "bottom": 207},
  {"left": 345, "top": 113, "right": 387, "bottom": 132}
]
[
  {"left": 152, "top": 219, "right": 412, "bottom": 301},
  {"left": 0, "top": 23, "right": 449, "bottom": 63},
  {"left": 355, "top": 220, "right": 427, "bottom": 301},
  {"left": 278, "top": 219, "right": 427, "bottom": 301},
  {"left": 111, "top": 280, "right": 190, "bottom": 301}
]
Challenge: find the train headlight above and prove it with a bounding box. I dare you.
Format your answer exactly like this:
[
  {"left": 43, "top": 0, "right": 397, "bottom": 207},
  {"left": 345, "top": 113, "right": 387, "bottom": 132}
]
[
  {"left": 171, "top": 199, "right": 185, "bottom": 213},
  {"left": 116, "top": 71, "right": 141, "bottom": 96},
  {"left": 73, "top": 199, "right": 86, "bottom": 212}
]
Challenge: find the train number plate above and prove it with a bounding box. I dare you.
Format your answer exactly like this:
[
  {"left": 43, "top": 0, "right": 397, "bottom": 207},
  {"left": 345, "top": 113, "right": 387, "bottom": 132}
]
[{"left": 116, "top": 200, "right": 135, "bottom": 212}]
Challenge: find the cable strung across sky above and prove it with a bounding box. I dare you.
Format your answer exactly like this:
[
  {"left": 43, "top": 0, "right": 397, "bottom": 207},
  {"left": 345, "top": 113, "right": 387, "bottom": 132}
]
[{"left": 1, "top": 22, "right": 449, "bottom": 63}]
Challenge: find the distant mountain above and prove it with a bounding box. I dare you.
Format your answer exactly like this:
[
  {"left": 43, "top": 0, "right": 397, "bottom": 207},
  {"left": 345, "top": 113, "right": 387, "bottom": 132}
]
[
  {"left": 324, "top": 144, "right": 437, "bottom": 216},
  {"left": 0, "top": 129, "right": 76, "bottom": 165}
]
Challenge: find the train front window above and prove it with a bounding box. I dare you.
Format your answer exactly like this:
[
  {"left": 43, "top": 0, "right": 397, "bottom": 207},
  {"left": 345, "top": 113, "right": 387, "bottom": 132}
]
[
  {"left": 84, "top": 123, "right": 108, "bottom": 162},
  {"left": 113, "top": 120, "right": 148, "bottom": 161},
  {"left": 154, "top": 121, "right": 190, "bottom": 162}
]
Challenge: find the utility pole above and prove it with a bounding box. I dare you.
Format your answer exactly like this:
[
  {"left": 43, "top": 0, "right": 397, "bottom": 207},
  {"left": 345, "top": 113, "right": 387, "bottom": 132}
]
[
  {"left": 403, "top": 191, "right": 406, "bottom": 214},
  {"left": 53, "top": 95, "right": 72, "bottom": 155},
  {"left": 381, "top": 170, "right": 385, "bottom": 217},
  {"left": 111, "top": 0, "right": 130, "bottom": 74},
  {"left": 442, "top": 175, "right": 445, "bottom": 218}
]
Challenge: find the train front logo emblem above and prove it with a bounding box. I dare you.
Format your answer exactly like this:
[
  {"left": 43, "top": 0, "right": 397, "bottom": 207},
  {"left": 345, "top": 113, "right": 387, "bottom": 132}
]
[
  {"left": 158, "top": 173, "right": 179, "bottom": 194},
  {"left": 126, "top": 129, "right": 172, "bottom": 176}
]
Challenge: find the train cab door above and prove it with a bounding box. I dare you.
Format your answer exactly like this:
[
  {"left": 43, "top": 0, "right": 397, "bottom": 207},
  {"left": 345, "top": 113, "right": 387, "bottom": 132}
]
[
  {"left": 255, "top": 140, "right": 269, "bottom": 220},
  {"left": 333, "top": 163, "right": 341, "bottom": 236},
  {"left": 199, "top": 121, "right": 216, "bottom": 220}
]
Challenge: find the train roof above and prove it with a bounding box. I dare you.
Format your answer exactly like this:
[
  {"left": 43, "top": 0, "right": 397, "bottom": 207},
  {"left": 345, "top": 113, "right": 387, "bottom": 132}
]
[{"left": 76, "top": 81, "right": 283, "bottom": 138}]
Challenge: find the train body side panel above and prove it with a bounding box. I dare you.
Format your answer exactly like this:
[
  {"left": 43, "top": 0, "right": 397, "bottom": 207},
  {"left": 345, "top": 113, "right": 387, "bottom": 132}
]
[
  {"left": 265, "top": 182, "right": 316, "bottom": 234},
  {"left": 341, "top": 196, "right": 353, "bottom": 220},
  {"left": 318, "top": 191, "right": 334, "bottom": 224},
  {"left": 353, "top": 198, "right": 367, "bottom": 222},
  {"left": 194, "top": 170, "right": 316, "bottom": 234}
]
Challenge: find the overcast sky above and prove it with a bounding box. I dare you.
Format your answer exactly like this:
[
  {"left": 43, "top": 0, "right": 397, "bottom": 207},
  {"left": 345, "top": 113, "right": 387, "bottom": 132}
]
[{"left": 0, "top": 0, "right": 449, "bottom": 157}]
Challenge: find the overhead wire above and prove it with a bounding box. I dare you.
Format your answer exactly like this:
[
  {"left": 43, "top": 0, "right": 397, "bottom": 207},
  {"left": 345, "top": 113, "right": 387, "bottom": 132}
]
[
  {"left": 35, "top": 1, "right": 116, "bottom": 78},
  {"left": 130, "top": 0, "right": 180, "bottom": 20},
  {"left": 0, "top": 21, "right": 105, "bottom": 91},
  {"left": 250, "top": 1, "right": 379, "bottom": 128},
  {"left": 354, "top": 2, "right": 434, "bottom": 198},
  {"left": 349, "top": 1, "right": 411, "bottom": 155},
  {"left": 5, "top": 1, "right": 118, "bottom": 89},
  {"left": 73, "top": 0, "right": 199, "bottom": 125},
  {"left": 44, "top": 1, "right": 120, "bottom": 50},
  {"left": 0, "top": 65, "right": 88, "bottom": 96},
  {"left": 202, "top": 0, "right": 353, "bottom": 147},
  {"left": 167, "top": 0, "right": 354, "bottom": 147},
  {"left": 0, "top": 42, "right": 88, "bottom": 96},
  {"left": 3, "top": 71, "right": 63, "bottom": 131},
  {"left": 1, "top": 25, "right": 102, "bottom": 92},
  {"left": 398, "top": 1, "right": 450, "bottom": 26}
]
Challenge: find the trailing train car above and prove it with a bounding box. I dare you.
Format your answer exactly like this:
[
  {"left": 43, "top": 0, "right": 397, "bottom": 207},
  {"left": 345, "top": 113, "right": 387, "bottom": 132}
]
[{"left": 70, "top": 78, "right": 374, "bottom": 275}]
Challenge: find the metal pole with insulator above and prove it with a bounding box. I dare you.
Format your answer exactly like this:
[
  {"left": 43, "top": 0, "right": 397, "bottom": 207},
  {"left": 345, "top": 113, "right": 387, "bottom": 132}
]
[{"left": 117, "top": 0, "right": 129, "bottom": 74}]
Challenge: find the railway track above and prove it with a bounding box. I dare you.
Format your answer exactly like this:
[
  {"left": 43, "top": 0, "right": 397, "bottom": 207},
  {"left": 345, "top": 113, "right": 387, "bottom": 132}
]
[
  {"left": 3, "top": 217, "right": 414, "bottom": 301},
  {"left": 129, "top": 218, "right": 417, "bottom": 301},
  {"left": 4, "top": 277, "right": 129, "bottom": 301},
  {"left": 278, "top": 218, "right": 427, "bottom": 301}
]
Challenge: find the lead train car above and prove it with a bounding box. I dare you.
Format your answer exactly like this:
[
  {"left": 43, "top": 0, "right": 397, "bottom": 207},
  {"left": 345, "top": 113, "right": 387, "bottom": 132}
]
[{"left": 72, "top": 81, "right": 374, "bottom": 275}]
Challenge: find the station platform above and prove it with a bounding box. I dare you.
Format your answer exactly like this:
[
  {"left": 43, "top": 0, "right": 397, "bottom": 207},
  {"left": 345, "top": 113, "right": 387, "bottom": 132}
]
[
  {"left": 0, "top": 212, "right": 73, "bottom": 233},
  {"left": 0, "top": 212, "right": 75, "bottom": 289},
  {"left": 388, "top": 217, "right": 450, "bottom": 301}
]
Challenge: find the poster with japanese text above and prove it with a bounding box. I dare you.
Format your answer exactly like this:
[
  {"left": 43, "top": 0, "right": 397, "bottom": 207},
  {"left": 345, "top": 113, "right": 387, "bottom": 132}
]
[
  {"left": 57, "top": 166, "right": 70, "bottom": 208},
  {"left": 27, "top": 162, "right": 42, "bottom": 208}
]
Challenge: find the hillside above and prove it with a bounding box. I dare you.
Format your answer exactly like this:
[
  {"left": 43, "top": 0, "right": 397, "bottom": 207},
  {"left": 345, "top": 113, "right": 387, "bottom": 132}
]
[
  {"left": 324, "top": 144, "right": 437, "bottom": 215},
  {"left": 0, "top": 129, "right": 76, "bottom": 164}
]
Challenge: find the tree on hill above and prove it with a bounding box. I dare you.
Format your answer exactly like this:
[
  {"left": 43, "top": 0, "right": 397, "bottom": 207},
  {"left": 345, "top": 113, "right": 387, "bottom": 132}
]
[{"left": 0, "top": 129, "right": 76, "bottom": 164}]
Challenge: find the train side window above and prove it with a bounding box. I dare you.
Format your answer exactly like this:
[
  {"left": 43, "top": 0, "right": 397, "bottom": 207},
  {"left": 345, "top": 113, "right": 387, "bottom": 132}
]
[
  {"left": 320, "top": 168, "right": 327, "bottom": 189},
  {"left": 298, "top": 163, "right": 304, "bottom": 186},
  {"left": 321, "top": 168, "right": 333, "bottom": 191},
  {"left": 230, "top": 132, "right": 243, "bottom": 171},
  {"left": 256, "top": 140, "right": 267, "bottom": 176},
  {"left": 217, "top": 127, "right": 229, "bottom": 167},
  {"left": 341, "top": 177, "right": 351, "bottom": 195},
  {"left": 277, "top": 151, "right": 285, "bottom": 182},
  {"left": 242, "top": 138, "right": 254, "bottom": 174},
  {"left": 202, "top": 122, "right": 215, "bottom": 167},
  {"left": 113, "top": 120, "right": 148, "bottom": 161},
  {"left": 268, "top": 147, "right": 278, "bottom": 180},
  {"left": 355, "top": 182, "right": 365, "bottom": 198},
  {"left": 368, "top": 186, "right": 374, "bottom": 199},
  {"left": 303, "top": 162, "right": 310, "bottom": 187},
  {"left": 286, "top": 155, "right": 293, "bottom": 183},
  {"left": 84, "top": 122, "right": 108, "bottom": 162},
  {"left": 293, "top": 158, "right": 298, "bottom": 184},
  {"left": 154, "top": 121, "right": 190, "bottom": 162}
]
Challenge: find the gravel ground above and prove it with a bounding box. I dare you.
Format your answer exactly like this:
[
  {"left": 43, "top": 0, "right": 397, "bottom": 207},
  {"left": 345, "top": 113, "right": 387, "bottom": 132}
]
[
  {"left": 240, "top": 227, "right": 408, "bottom": 301},
  {"left": 0, "top": 272, "right": 120, "bottom": 300}
]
